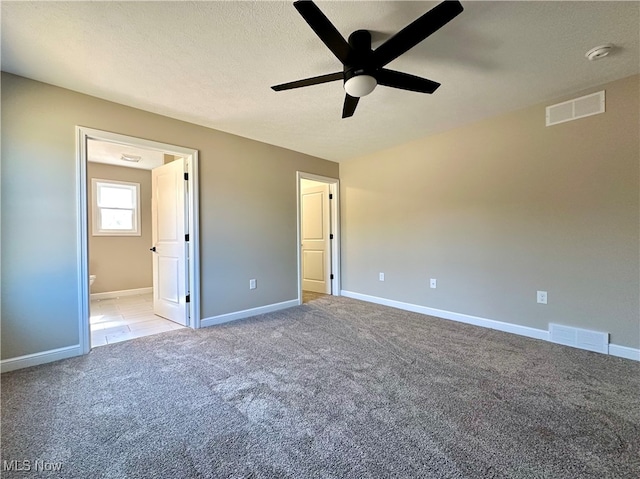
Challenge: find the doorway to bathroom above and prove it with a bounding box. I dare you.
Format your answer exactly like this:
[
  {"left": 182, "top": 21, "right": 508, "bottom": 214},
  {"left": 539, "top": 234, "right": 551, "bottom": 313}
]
[{"left": 76, "top": 127, "right": 200, "bottom": 353}]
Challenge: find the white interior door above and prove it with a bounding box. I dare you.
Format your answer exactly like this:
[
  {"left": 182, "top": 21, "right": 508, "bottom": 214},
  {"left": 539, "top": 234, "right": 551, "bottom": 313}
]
[
  {"left": 151, "top": 158, "right": 187, "bottom": 326},
  {"left": 301, "top": 184, "right": 331, "bottom": 294}
]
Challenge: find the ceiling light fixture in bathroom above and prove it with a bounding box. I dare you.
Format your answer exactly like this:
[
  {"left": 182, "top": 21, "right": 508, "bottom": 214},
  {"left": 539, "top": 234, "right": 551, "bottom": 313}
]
[
  {"left": 121, "top": 154, "right": 142, "bottom": 163},
  {"left": 585, "top": 44, "right": 614, "bottom": 61}
]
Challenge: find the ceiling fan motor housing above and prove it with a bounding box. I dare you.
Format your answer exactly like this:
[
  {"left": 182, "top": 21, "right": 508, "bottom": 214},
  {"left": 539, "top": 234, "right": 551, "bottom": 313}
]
[
  {"left": 348, "top": 30, "right": 372, "bottom": 55},
  {"left": 345, "top": 30, "right": 374, "bottom": 72},
  {"left": 344, "top": 30, "right": 378, "bottom": 97}
]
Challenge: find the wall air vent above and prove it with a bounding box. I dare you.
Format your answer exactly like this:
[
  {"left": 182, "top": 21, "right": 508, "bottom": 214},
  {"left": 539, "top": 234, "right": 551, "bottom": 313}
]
[
  {"left": 545, "top": 90, "right": 605, "bottom": 127},
  {"left": 549, "top": 323, "right": 609, "bottom": 354}
]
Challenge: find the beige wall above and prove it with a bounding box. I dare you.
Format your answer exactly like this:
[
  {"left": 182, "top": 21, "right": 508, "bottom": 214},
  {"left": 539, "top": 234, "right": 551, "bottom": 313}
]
[
  {"left": 1, "top": 72, "right": 338, "bottom": 360},
  {"left": 341, "top": 75, "right": 639, "bottom": 349},
  {"left": 87, "top": 163, "right": 152, "bottom": 293}
]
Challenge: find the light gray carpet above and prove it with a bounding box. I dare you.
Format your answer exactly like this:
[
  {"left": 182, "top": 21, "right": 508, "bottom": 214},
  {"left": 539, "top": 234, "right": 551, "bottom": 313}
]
[
  {"left": 2, "top": 295, "right": 639, "bottom": 478},
  {"left": 302, "top": 290, "right": 328, "bottom": 304}
]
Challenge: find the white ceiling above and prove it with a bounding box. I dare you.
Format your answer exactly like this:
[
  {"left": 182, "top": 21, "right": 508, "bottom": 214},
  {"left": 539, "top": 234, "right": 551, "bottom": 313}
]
[
  {"left": 2, "top": 1, "right": 638, "bottom": 162},
  {"left": 88, "top": 139, "right": 166, "bottom": 170}
]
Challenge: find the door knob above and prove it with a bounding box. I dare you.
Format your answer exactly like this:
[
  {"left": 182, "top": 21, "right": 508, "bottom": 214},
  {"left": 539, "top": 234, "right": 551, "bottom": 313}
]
[{"left": 150, "top": 246, "right": 156, "bottom": 252}]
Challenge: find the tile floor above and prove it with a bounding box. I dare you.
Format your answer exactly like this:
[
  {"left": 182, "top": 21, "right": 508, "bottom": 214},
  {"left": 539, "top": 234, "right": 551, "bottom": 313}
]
[{"left": 90, "top": 293, "right": 185, "bottom": 347}]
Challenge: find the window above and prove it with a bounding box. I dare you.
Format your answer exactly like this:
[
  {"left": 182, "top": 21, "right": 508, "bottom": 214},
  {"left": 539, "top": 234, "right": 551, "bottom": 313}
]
[{"left": 92, "top": 178, "right": 141, "bottom": 236}]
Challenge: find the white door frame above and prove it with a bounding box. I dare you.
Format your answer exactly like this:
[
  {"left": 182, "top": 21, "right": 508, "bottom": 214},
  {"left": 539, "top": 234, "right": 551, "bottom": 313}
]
[
  {"left": 296, "top": 171, "right": 341, "bottom": 304},
  {"left": 76, "top": 126, "right": 201, "bottom": 354}
]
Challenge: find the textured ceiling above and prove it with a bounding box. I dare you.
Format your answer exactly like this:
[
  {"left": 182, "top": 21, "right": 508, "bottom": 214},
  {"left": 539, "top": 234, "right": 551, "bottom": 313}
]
[{"left": 2, "top": 1, "right": 639, "bottom": 162}]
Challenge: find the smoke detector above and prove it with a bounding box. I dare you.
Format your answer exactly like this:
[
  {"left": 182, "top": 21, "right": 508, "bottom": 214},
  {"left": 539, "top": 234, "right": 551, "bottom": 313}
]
[{"left": 585, "top": 44, "right": 614, "bottom": 61}]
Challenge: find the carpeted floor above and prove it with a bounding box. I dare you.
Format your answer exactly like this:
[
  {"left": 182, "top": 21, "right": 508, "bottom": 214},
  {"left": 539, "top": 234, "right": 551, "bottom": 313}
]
[
  {"left": 2, "top": 295, "right": 639, "bottom": 478},
  {"left": 302, "top": 290, "right": 327, "bottom": 304}
]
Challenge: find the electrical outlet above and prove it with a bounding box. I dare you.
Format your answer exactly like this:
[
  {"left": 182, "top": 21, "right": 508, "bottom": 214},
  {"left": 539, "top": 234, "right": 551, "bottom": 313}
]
[
  {"left": 537, "top": 290, "right": 547, "bottom": 304},
  {"left": 430, "top": 278, "right": 437, "bottom": 289},
  {"left": 379, "top": 272, "right": 385, "bottom": 281},
  {"left": 249, "top": 279, "right": 257, "bottom": 290}
]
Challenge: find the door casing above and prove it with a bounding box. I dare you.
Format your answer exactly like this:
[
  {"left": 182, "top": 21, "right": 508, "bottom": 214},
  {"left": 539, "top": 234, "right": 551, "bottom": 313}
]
[
  {"left": 76, "top": 127, "right": 201, "bottom": 354},
  {"left": 296, "top": 171, "right": 341, "bottom": 303}
]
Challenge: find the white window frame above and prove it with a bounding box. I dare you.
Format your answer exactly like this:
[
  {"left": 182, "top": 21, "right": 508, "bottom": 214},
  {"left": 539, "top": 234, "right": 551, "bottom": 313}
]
[{"left": 91, "top": 178, "right": 141, "bottom": 236}]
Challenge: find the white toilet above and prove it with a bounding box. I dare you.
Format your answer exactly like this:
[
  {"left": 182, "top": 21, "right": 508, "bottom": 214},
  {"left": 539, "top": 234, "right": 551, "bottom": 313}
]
[{"left": 89, "top": 275, "right": 96, "bottom": 288}]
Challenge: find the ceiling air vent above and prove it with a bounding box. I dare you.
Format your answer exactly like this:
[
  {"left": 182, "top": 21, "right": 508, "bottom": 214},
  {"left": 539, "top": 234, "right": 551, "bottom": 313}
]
[{"left": 545, "top": 90, "right": 605, "bottom": 127}]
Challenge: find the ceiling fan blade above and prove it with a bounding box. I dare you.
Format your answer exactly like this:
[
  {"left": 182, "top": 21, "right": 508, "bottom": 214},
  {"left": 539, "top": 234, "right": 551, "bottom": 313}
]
[
  {"left": 342, "top": 94, "right": 359, "bottom": 118},
  {"left": 271, "top": 72, "right": 343, "bottom": 91},
  {"left": 376, "top": 69, "right": 441, "bottom": 94},
  {"left": 294, "top": 0, "right": 352, "bottom": 65},
  {"left": 372, "top": 0, "right": 464, "bottom": 68}
]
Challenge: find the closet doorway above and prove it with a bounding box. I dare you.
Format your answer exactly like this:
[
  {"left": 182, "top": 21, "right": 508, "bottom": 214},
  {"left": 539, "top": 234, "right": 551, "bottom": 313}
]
[{"left": 297, "top": 172, "right": 340, "bottom": 304}]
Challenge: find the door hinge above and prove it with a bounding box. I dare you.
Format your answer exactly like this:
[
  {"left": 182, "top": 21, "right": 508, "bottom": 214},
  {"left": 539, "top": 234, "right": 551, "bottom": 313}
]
[
  {"left": 186, "top": 294, "right": 190, "bottom": 303},
  {"left": 185, "top": 234, "right": 189, "bottom": 242},
  {"left": 330, "top": 274, "right": 334, "bottom": 280},
  {"left": 329, "top": 193, "right": 333, "bottom": 199},
  {"left": 330, "top": 233, "right": 334, "bottom": 240},
  {"left": 184, "top": 172, "right": 189, "bottom": 181}
]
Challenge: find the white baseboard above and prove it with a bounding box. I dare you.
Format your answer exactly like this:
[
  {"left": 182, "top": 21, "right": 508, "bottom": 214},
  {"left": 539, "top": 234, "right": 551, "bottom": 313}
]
[
  {"left": 200, "top": 299, "right": 299, "bottom": 328},
  {"left": 4, "top": 295, "right": 637, "bottom": 373},
  {"left": 341, "top": 290, "right": 549, "bottom": 341},
  {"left": 341, "top": 290, "right": 639, "bottom": 362},
  {"left": 1, "top": 344, "right": 82, "bottom": 373},
  {"left": 609, "top": 344, "right": 640, "bottom": 361},
  {"left": 91, "top": 287, "right": 152, "bottom": 300}
]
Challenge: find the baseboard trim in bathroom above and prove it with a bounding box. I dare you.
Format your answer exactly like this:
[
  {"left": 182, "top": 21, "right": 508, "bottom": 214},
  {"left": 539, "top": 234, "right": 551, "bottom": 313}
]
[{"left": 90, "top": 287, "right": 153, "bottom": 300}]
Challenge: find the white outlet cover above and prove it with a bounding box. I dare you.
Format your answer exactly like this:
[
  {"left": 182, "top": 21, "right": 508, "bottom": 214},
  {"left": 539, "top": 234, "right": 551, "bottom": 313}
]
[
  {"left": 430, "top": 279, "right": 437, "bottom": 288},
  {"left": 537, "top": 290, "right": 547, "bottom": 304},
  {"left": 379, "top": 273, "right": 385, "bottom": 281},
  {"left": 250, "top": 279, "right": 257, "bottom": 290}
]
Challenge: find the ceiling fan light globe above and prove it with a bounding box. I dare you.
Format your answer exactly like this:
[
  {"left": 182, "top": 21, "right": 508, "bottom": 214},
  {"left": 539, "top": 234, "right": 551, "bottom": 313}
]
[{"left": 344, "top": 75, "right": 377, "bottom": 97}]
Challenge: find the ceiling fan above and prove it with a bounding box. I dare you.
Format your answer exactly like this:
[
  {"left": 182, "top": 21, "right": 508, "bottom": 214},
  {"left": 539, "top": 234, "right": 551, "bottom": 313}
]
[{"left": 271, "top": 0, "right": 464, "bottom": 118}]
